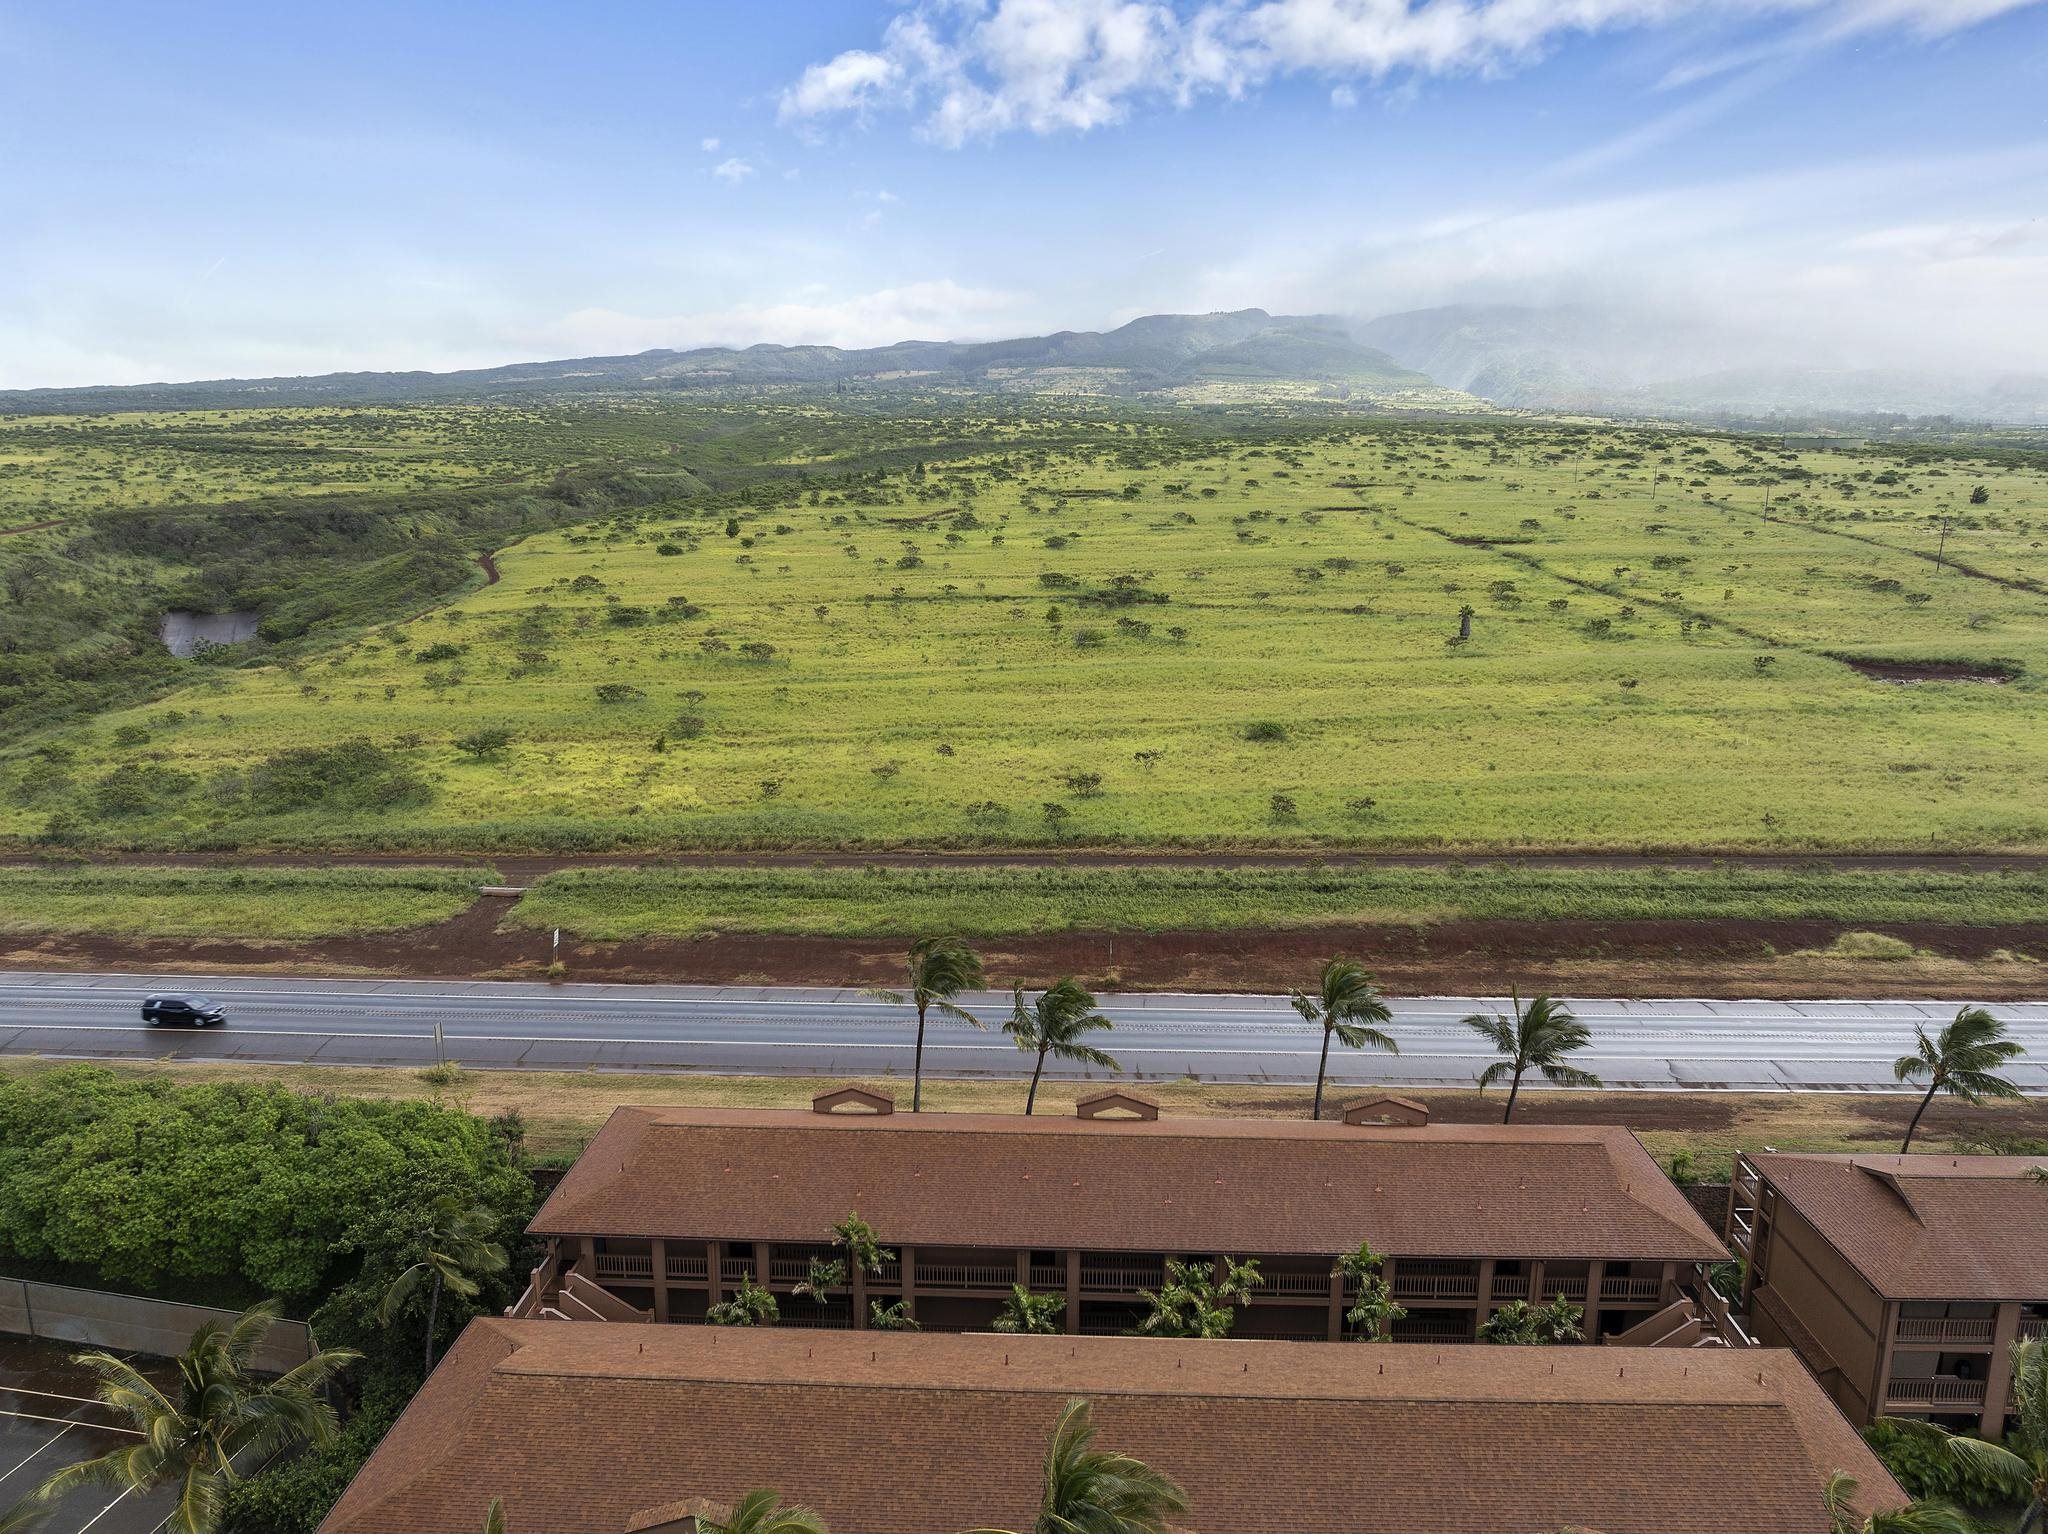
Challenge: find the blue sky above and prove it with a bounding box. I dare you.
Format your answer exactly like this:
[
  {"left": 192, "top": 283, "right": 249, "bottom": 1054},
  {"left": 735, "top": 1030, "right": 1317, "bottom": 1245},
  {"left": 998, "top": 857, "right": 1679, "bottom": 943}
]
[{"left": 1, "top": 0, "right": 2045, "bottom": 388}]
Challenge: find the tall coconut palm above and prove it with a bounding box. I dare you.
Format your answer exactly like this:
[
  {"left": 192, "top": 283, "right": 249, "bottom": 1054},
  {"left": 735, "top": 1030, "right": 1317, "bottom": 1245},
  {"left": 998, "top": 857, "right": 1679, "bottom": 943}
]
[
  {"left": 1289, "top": 957, "right": 1396, "bottom": 1120},
  {"left": 1464, "top": 991, "right": 1600, "bottom": 1123},
  {"left": 378, "top": 1197, "right": 510, "bottom": 1374},
  {"left": 1821, "top": 1472, "right": 1973, "bottom": 1534},
  {"left": 1006, "top": 980, "right": 1119, "bottom": 1115},
  {"left": 868, "top": 936, "right": 985, "bottom": 1111},
  {"left": 961, "top": 1397, "right": 1188, "bottom": 1534},
  {"left": 692, "top": 1490, "right": 829, "bottom": 1534},
  {"left": 1893, "top": 1005, "right": 2025, "bottom": 1151},
  {"left": 34, "top": 1300, "right": 359, "bottom": 1534},
  {"left": 1892, "top": 1338, "right": 2048, "bottom": 1534}
]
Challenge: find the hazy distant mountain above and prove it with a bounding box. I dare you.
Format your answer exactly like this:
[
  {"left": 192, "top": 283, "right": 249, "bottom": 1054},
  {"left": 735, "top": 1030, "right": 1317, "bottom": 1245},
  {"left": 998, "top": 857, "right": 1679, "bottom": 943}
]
[
  {"left": 1354, "top": 303, "right": 2048, "bottom": 425},
  {"left": 1, "top": 310, "right": 1428, "bottom": 410}
]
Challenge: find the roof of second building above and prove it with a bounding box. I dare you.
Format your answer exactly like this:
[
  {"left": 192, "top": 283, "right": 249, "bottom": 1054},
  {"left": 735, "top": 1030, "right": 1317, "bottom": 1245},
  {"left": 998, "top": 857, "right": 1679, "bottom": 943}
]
[
  {"left": 1750, "top": 1152, "right": 2048, "bottom": 1299},
  {"left": 531, "top": 1106, "right": 1727, "bottom": 1260},
  {"left": 319, "top": 1323, "right": 1901, "bottom": 1534}
]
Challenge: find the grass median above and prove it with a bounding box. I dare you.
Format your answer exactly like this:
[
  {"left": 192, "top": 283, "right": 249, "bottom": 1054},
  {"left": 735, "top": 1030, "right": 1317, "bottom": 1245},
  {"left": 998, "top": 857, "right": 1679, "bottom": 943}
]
[
  {"left": 0, "top": 863, "right": 495, "bottom": 939},
  {"left": 512, "top": 861, "right": 2048, "bottom": 940}
]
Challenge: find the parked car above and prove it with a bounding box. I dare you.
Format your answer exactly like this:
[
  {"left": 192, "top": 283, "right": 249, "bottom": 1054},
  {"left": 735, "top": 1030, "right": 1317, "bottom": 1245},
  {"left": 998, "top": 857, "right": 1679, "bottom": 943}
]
[{"left": 142, "top": 994, "right": 227, "bottom": 1027}]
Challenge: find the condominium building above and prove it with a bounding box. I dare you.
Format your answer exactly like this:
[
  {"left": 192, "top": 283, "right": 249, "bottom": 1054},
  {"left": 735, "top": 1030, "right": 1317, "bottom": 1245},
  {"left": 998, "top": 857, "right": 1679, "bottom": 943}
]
[
  {"left": 1729, "top": 1150, "right": 2048, "bottom": 1435},
  {"left": 511, "top": 1089, "right": 1731, "bottom": 1345}
]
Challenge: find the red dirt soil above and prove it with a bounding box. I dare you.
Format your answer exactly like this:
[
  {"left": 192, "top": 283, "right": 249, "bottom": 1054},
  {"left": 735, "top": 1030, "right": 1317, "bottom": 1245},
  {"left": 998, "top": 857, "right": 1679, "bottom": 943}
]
[{"left": 4, "top": 902, "right": 2043, "bottom": 998}]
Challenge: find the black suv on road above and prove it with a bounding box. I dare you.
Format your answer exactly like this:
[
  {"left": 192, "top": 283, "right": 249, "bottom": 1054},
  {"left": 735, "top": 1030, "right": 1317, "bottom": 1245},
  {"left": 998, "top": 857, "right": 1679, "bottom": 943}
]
[{"left": 142, "top": 994, "right": 227, "bottom": 1027}]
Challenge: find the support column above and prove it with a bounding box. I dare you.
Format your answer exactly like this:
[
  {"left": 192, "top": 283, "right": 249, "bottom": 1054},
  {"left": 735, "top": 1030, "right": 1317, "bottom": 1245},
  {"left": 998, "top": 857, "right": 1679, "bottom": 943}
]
[
  {"left": 578, "top": 1235, "right": 596, "bottom": 1275},
  {"left": 1018, "top": 1249, "right": 1031, "bottom": 1288},
  {"left": 707, "top": 1240, "right": 724, "bottom": 1305},
  {"left": 1066, "top": 1250, "right": 1081, "bottom": 1334},
  {"left": 1476, "top": 1259, "right": 1497, "bottom": 1336},
  {"left": 1528, "top": 1260, "right": 1546, "bottom": 1309},
  {"left": 1584, "top": 1260, "right": 1606, "bottom": 1340},
  {"left": 1871, "top": 1301, "right": 1902, "bottom": 1426},
  {"left": 755, "top": 1243, "right": 771, "bottom": 1289},
  {"left": 652, "top": 1240, "right": 670, "bottom": 1322},
  {"left": 853, "top": 1256, "right": 869, "bottom": 1329},
  {"left": 1327, "top": 1266, "right": 1344, "bottom": 1342},
  {"left": 902, "top": 1245, "right": 917, "bottom": 1323},
  {"left": 1980, "top": 1303, "right": 2023, "bottom": 1436}
]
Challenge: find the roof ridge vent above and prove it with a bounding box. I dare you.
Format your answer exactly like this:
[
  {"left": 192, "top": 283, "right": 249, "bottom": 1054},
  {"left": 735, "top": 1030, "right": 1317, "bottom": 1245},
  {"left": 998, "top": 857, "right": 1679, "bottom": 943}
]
[
  {"left": 812, "top": 1085, "right": 895, "bottom": 1116},
  {"left": 1341, "top": 1094, "right": 1429, "bottom": 1127},
  {"left": 1075, "top": 1088, "right": 1160, "bottom": 1121}
]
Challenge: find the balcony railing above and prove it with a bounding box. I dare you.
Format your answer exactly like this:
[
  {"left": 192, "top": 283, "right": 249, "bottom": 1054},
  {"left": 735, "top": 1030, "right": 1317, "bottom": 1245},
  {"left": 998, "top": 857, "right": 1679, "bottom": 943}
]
[
  {"left": 720, "top": 1260, "right": 754, "bottom": 1285},
  {"left": 768, "top": 1259, "right": 816, "bottom": 1284},
  {"left": 1542, "top": 1279, "right": 1589, "bottom": 1303},
  {"left": 1266, "top": 1272, "right": 1337, "bottom": 1298},
  {"left": 1080, "top": 1267, "right": 1165, "bottom": 1293},
  {"left": 1392, "top": 1274, "right": 1479, "bottom": 1302},
  {"left": 1600, "top": 1277, "right": 1666, "bottom": 1306},
  {"left": 916, "top": 1263, "right": 1017, "bottom": 1290},
  {"left": 1887, "top": 1376, "right": 1988, "bottom": 1409},
  {"left": 1490, "top": 1276, "right": 1531, "bottom": 1302},
  {"left": 1897, "top": 1317, "right": 1997, "bottom": 1347},
  {"left": 593, "top": 1253, "right": 654, "bottom": 1281},
  {"left": 1029, "top": 1265, "right": 1065, "bottom": 1289},
  {"left": 2019, "top": 1317, "right": 2047, "bottom": 1342}
]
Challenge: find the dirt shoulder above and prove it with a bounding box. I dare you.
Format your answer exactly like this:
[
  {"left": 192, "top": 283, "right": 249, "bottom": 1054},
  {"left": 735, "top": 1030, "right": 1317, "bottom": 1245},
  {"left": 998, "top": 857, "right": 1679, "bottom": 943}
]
[{"left": 2, "top": 899, "right": 2042, "bottom": 999}]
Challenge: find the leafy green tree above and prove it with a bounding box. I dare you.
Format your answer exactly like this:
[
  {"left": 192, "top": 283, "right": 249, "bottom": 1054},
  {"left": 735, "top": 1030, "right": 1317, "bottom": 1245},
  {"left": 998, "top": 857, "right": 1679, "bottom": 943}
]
[
  {"left": 960, "top": 1397, "right": 1188, "bottom": 1534},
  {"left": 1289, "top": 957, "right": 1396, "bottom": 1120},
  {"left": 1335, "top": 1241, "right": 1405, "bottom": 1342},
  {"left": 1134, "top": 1257, "right": 1262, "bottom": 1339},
  {"left": 36, "top": 1301, "right": 359, "bottom": 1534},
  {"left": 1005, "top": 980, "right": 1119, "bottom": 1115},
  {"left": 992, "top": 1285, "right": 1066, "bottom": 1335},
  {"left": 1894, "top": 1006, "right": 2025, "bottom": 1151},
  {"left": 692, "top": 1491, "right": 828, "bottom": 1534},
  {"left": 1891, "top": 1338, "right": 2048, "bottom": 1534},
  {"left": 1463, "top": 991, "right": 1600, "bottom": 1122},
  {"left": 707, "top": 1274, "right": 779, "bottom": 1326},
  {"left": 793, "top": 1211, "right": 893, "bottom": 1307},
  {"left": 453, "top": 727, "right": 514, "bottom": 759},
  {"left": 867, "top": 937, "right": 985, "bottom": 1112},
  {"left": 377, "top": 1198, "right": 509, "bottom": 1373},
  {"left": 1479, "top": 1296, "right": 1585, "bottom": 1345},
  {"left": 1822, "top": 1472, "right": 1973, "bottom": 1534}
]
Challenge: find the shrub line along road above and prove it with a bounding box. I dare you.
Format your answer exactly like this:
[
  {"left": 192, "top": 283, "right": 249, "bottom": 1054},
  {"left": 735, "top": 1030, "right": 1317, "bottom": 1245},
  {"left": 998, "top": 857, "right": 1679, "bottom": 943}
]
[{"left": 0, "top": 971, "right": 2043, "bottom": 1092}]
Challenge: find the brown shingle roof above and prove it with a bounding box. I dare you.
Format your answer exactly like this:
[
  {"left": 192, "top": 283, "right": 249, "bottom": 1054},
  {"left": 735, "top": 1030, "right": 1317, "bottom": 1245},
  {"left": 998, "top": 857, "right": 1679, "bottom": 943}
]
[
  {"left": 318, "top": 1323, "right": 1901, "bottom": 1534},
  {"left": 1751, "top": 1153, "right": 2048, "bottom": 1300},
  {"left": 531, "top": 1108, "right": 1725, "bottom": 1260}
]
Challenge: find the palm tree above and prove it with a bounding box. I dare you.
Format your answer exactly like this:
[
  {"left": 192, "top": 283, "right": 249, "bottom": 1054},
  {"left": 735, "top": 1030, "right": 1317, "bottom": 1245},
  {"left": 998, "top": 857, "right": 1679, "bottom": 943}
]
[
  {"left": 1821, "top": 1472, "right": 1973, "bottom": 1534},
  {"left": 1891, "top": 1338, "right": 2048, "bottom": 1534},
  {"left": 992, "top": 1284, "right": 1065, "bottom": 1334},
  {"left": 35, "top": 1301, "right": 359, "bottom": 1534},
  {"left": 485, "top": 1500, "right": 507, "bottom": 1534},
  {"left": 378, "top": 1197, "right": 510, "bottom": 1374},
  {"left": 707, "top": 1274, "right": 780, "bottom": 1327},
  {"left": 961, "top": 1397, "right": 1188, "bottom": 1534},
  {"left": 1464, "top": 991, "right": 1600, "bottom": 1123},
  {"left": 1893, "top": 1006, "right": 2025, "bottom": 1151},
  {"left": 868, "top": 936, "right": 985, "bottom": 1111},
  {"left": 1334, "top": 1240, "right": 1405, "bottom": 1342},
  {"left": 1289, "top": 957, "right": 1396, "bottom": 1120},
  {"left": 1006, "top": 980, "right": 1119, "bottom": 1115},
  {"left": 1134, "top": 1258, "right": 1262, "bottom": 1339},
  {"left": 0, "top": 1500, "right": 46, "bottom": 1534},
  {"left": 691, "top": 1490, "right": 828, "bottom": 1534}
]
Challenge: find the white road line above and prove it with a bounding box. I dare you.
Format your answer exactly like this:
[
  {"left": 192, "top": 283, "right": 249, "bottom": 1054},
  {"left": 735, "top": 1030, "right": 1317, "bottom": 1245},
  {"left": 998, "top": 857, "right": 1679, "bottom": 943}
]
[{"left": 0, "top": 1418, "right": 71, "bottom": 1484}]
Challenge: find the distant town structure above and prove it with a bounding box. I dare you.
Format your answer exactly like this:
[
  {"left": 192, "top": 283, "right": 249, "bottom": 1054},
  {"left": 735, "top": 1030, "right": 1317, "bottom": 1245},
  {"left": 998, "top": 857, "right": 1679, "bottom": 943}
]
[
  {"left": 316, "top": 1323, "right": 1905, "bottom": 1534},
  {"left": 509, "top": 1096, "right": 1731, "bottom": 1345},
  {"left": 1780, "top": 433, "right": 1868, "bottom": 451},
  {"left": 1729, "top": 1150, "right": 2048, "bottom": 1437}
]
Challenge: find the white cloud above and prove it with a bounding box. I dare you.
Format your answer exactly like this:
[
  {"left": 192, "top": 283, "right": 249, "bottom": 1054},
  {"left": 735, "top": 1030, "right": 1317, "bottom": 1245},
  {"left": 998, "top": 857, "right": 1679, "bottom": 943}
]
[
  {"left": 779, "top": 0, "right": 2045, "bottom": 143},
  {"left": 712, "top": 157, "right": 755, "bottom": 183},
  {"left": 700, "top": 136, "right": 722, "bottom": 151},
  {"left": 1329, "top": 83, "right": 1358, "bottom": 108},
  {"left": 531, "top": 279, "right": 1026, "bottom": 354}
]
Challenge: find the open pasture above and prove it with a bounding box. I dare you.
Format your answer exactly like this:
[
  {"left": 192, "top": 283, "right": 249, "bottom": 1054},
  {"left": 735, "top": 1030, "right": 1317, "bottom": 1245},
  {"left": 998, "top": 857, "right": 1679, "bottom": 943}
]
[{"left": 9, "top": 416, "right": 2048, "bottom": 853}]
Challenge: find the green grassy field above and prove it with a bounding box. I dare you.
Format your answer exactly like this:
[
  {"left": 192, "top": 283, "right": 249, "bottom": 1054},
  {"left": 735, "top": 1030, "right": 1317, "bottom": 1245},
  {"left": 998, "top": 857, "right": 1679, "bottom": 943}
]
[
  {"left": 7, "top": 412, "right": 2048, "bottom": 854},
  {"left": 514, "top": 862, "right": 2048, "bottom": 939},
  {"left": 0, "top": 864, "right": 493, "bottom": 938}
]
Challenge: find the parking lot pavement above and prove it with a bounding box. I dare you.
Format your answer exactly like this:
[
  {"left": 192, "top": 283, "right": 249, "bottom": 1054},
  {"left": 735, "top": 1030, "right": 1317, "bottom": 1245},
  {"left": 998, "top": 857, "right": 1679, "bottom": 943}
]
[{"left": 0, "top": 1334, "right": 173, "bottom": 1533}]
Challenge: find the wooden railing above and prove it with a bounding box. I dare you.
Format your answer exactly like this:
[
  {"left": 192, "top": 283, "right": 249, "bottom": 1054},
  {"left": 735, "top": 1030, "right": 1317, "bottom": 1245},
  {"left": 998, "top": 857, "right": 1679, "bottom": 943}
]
[
  {"left": 1490, "top": 1275, "right": 1531, "bottom": 1302},
  {"left": 1886, "top": 1376, "right": 1987, "bottom": 1408},
  {"left": 1392, "top": 1274, "right": 1479, "bottom": 1302},
  {"left": 1542, "top": 1279, "right": 1589, "bottom": 1303},
  {"left": 720, "top": 1260, "right": 754, "bottom": 1285},
  {"left": 1897, "top": 1317, "right": 1997, "bottom": 1347},
  {"left": 1600, "top": 1277, "right": 1666, "bottom": 1305},
  {"left": 1029, "top": 1265, "right": 1065, "bottom": 1289},
  {"left": 1080, "top": 1267, "right": 1165, "bottom": 1293},
  {"left": 593, "top": 1253, "right": 654, "bottom": 1282},
  {"left": 2019, "top": 1317, "right": 2047, "bottom": 1342},
  {"left": 1266, "top": 1272, "right": 1336, "bottom": 1297},
  {"left": 916, "top": 1263, "right": 1017, "bottom": 1290},
  {"left": 667, "top": 1254, "right": 708, "bottom": 1281}
]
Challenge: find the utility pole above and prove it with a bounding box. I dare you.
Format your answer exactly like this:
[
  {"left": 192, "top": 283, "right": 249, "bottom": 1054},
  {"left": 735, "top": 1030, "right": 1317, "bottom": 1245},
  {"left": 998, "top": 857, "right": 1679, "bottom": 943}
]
[{"left": 1935, "top": 514, "right": 1952, "bottom": 573}]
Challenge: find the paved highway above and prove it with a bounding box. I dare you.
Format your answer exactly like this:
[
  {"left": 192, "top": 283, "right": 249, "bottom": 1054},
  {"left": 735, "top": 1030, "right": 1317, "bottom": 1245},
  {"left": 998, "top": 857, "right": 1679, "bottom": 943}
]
[{"left": 0, "top": 971, "right": 2043, "bottom": 1092}]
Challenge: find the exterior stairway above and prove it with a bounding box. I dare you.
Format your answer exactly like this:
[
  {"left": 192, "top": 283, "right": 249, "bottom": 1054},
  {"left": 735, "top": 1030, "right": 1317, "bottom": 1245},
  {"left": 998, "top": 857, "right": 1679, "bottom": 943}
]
[{"left": 507, "top": 1251, "right": 651, "bottom": 1323}]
